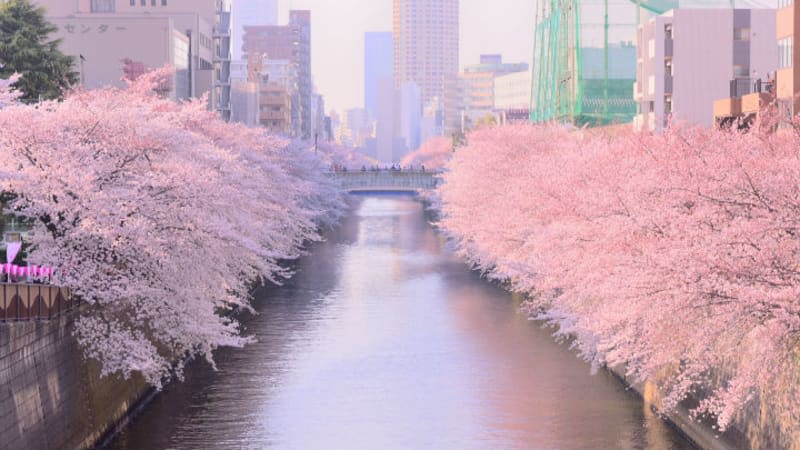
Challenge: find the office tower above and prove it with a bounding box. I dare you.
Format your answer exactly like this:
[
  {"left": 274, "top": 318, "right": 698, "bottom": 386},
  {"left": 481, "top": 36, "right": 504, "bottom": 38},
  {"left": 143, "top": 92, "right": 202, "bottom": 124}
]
[{"left": 364, "top": 32, "right": 393, "bottom": 121}]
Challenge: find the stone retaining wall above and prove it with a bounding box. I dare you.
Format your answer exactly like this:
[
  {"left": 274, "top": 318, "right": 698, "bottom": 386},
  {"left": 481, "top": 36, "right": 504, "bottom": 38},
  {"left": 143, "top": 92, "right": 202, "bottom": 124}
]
[{"left": 0, "top": 315, "right": 149, "bottom": 450}]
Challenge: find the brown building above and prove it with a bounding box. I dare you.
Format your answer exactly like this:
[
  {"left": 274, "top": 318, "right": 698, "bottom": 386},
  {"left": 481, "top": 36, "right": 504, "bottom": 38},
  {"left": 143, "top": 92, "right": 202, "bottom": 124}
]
[
  {"left": 775, "top": 0, "right": 798, "bottom": 116},
  {"left": 259, "top": 82, "right": 292, "bottom": 134},
  {"left": 243, "top": 11, "right": 312, "bottom": 138}
]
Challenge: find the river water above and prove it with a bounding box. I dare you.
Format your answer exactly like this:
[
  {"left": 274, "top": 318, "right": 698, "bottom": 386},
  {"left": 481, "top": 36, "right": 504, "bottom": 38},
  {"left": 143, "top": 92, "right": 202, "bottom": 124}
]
[{"left": 108, "top": 196, "right": 694, "bottom": 450}]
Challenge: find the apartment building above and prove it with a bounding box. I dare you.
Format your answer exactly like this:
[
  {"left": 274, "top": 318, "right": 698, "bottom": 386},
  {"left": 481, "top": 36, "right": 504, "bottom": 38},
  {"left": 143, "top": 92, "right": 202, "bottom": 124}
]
[
  {"left": 257, "top": 58, "right": 298, "bottom": 136},
  {"left": 636, "top": 8, "right": 776, "bottom": 132},
  {"left": 243, "top": 11, "right": 312, "bottom": 138},
  {"left": 710, "top": 7, "right": 784, "bottom": 128},
  {"left": 393, "top": 0, "right": 459, "bottom": 105},
  {"left": 231, "top": 0, "right": 278, "bottom": 60}
]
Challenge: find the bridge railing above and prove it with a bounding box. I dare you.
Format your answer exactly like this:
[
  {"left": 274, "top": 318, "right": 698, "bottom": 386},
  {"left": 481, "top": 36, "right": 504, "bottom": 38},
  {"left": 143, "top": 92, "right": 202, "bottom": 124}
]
[
  {"left": 327, "top": 170, "right": 441, "bottom": 191},
  {"left": 0, "top": 283, "right": 74, "bottom": 322}
]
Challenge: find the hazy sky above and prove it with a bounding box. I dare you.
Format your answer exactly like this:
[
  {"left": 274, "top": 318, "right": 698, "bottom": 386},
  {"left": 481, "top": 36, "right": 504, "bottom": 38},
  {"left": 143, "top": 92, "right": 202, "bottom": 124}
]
[{"left": 277, "top": 0, "right": 536, "bottom": 113}]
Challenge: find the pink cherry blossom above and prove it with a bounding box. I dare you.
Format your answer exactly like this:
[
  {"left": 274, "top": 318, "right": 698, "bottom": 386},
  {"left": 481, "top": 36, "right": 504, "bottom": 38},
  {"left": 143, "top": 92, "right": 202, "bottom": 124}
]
[
  {"left": 436, "top": 122, "right": 800, "bottom": 443},
  {"left": 400, "top": 136, "right": 453, "bottom": 170},
  {"left": 0, "top": 67, "right": 347, "bottom": 386}
]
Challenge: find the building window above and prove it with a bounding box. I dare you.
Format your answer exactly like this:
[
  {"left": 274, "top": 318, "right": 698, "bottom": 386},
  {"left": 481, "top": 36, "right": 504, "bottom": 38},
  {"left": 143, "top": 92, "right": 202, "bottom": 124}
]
[
  {"left": 648, "top": 39, "right": 655, "bottom": 59},
  {"left": 778, "top": 0, "right": 793, "bottom": 8},
  {"left": 91, "top": 0, "right": 115, "bottom": 11},
  {"left": 734, "top": 27, "right": 750, "bottom": 41},
  {"left": 162, "top": 0, "right": 167, "bottom": 5},
  {"left": 664, "top": 24, "right": 673, "bottom": 40},
  {"left": 130, "top": 0, "right": 135, "bottom": 5},
  {"left": 733, "top": 64, "right": 750, "bottom": 78},
  {"left": 140, "top": 0, "right": 145, "bottom": 5},
  {"left": 779, "top": 37, "right": 793, "bottom": 69}
]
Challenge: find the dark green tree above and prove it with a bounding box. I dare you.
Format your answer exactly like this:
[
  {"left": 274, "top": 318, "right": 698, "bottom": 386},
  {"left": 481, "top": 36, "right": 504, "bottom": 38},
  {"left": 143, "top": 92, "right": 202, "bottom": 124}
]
[{"left": 0, "top": 0, "right": 78, "bottom": 102}]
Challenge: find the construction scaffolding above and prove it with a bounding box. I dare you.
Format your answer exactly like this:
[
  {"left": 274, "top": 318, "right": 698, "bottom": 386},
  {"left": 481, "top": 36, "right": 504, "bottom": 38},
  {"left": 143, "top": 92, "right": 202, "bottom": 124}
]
[
  {"left": 531, "top": 0, "right": 638, "bottom": 126},
  {"left": 530, "top": 0, "right": 777, "bottom": 126}
]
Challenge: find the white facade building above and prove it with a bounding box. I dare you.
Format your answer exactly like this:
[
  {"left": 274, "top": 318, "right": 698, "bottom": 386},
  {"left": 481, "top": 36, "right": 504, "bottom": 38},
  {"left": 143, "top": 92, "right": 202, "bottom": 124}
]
[
  {"left": 494, "top": 70, "right": 532, "bottom": 123},
  {"left": 634, "top": 8, "right": 777, "bottom": 132}
]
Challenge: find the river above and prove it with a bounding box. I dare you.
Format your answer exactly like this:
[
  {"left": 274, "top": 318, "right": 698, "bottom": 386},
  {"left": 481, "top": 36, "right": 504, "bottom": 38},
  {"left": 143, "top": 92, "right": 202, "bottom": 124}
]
[{"left": 108, "top": 195, "right": 694, "bottom": 450}]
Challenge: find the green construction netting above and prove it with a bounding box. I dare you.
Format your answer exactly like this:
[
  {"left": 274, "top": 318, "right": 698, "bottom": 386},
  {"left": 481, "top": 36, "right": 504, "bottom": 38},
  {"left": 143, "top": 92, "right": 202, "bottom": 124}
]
[{"left": 530, "top": 0, "right": 777, "bottom": 126}]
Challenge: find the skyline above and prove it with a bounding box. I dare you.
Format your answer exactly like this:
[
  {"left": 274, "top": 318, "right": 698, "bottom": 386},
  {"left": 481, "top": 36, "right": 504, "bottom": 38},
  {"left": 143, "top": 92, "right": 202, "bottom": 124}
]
[{"left": 276, "top": 0, "right": 535, "bottom": 112}]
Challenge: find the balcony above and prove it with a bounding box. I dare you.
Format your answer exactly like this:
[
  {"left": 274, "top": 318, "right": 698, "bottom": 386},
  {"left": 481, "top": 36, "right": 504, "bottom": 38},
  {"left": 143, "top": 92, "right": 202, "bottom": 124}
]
[
  {"left": 214, "top": 11, "right": 231, "bottom": 37},
  {"left": 664, "top": 75, "right": 673, "bottom": 94},
  {"left": 260, "top": 111, "right": 289, "bottom": 120},
  {"left": 213, "top": 26, "right": 231, "bottom": 38},
  {"left": 730, "top": 78, "right": 755, "bottom": 98},
  {"left": 741, "top": 92, "right": 773, "bottom": 114},
  {"left": 713, "top": 97, "right": 742, "bottom": 118},
  {"left": 214, "top": 50, "right": 231, "bottom": 63}
]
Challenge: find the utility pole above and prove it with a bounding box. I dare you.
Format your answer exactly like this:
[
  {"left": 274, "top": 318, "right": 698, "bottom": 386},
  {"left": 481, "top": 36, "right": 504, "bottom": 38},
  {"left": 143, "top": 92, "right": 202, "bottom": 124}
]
[
  {"left": 79, "top": 54, "right": 86, "bottom": 86},
  {"left": 603, "top": 0, "right": 609, "bottom": 122}
]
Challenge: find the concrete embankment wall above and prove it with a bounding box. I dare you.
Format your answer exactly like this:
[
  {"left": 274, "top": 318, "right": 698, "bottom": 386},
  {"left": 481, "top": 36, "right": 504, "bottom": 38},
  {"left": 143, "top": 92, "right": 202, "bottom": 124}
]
[
  {"left": 608, "top": 365, "right": 753, "bottom": 450},
  {"left": 0, "top": 315, "right": 150, "bottom": 450}
]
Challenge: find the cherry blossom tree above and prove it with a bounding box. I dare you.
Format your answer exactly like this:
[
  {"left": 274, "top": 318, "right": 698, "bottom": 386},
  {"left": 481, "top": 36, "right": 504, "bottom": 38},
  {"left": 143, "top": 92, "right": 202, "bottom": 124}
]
[
  {"left": 436, "top": 122, "right": 800, "bottom": 445},
  {"left": 314, "top": 140, "right": 377, "bottom": 170},
  {"left": 400, "top": 136, "right": 452, "bottom": 170},
  {"left": 0, "top": 68, "right": 346, "bottom": 385}
]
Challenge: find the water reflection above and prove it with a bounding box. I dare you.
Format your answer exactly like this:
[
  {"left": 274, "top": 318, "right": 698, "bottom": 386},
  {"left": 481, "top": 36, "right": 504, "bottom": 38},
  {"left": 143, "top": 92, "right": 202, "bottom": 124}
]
[{"left": 109, "top": 195, "right": 693, "bottom": 450}]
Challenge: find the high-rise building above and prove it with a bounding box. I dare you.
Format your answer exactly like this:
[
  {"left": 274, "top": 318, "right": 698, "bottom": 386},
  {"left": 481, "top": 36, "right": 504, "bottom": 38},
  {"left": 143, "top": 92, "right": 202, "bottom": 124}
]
[
  {"left": 364, "top": 32, "right": 393, "bottom": 121},
  {"left": 231, "top": 0, "right": 278, "bottom": 60},
  {"left": 393, "top": 0, "right": 459, "bottom": 106},
  {"left": 376, "top": 77, "right": 397, "bottom": 163},
  {"left": 244, "top": 11, "right": 313, "bottom": 138},
  {"left": 399, "top": 82, "right": 422, "bottom": 153}
]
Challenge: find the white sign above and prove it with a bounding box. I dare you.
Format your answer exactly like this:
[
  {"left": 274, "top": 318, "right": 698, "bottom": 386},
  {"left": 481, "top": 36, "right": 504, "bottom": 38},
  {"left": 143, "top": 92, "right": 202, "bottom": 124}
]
[{"left": 6, "top": 242, "right": 21, "bottom": 264}]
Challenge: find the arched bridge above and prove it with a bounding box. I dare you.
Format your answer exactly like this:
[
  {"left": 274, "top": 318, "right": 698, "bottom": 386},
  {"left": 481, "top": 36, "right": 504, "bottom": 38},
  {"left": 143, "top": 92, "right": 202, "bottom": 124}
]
[{"left": 328, "top": 171, "right": 440, "bottom": 192}]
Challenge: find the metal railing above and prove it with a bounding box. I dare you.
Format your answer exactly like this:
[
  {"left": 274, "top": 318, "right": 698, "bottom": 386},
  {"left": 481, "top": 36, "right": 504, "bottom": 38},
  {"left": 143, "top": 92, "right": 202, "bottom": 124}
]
[
  {"left": 328, "top": 171, "right": 440, "bottom": 192},
  {"left": 0, "top": 283, "right": 74, "bottom": 322},
  {"left": 730, "top": 78, "right": 754, "bottom": 98},
  {"left": 729, "top": 78, "right": 775, "bottom": 98}
]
